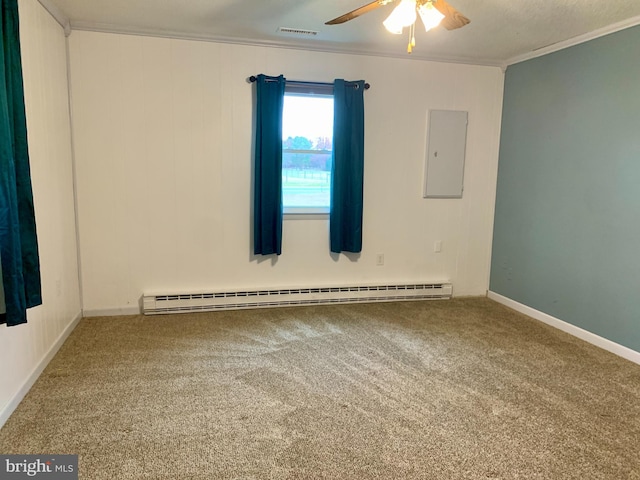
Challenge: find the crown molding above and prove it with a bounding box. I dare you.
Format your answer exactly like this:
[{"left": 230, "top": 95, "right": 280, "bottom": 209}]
[
  {"left": 69, "top": 21, "right": 504, "bottom": 68},
  {"left": 36, "top": 0, "right": 71, "bottom": 36},
  {"left": 26, "top": 3, "right": 640, "bottom": 69},
  {"left": 505, "top": 14, "right": 640, "bottom": 66}
]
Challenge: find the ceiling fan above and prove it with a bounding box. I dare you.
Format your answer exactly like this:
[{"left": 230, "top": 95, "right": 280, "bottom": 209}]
[{"left": 326, "top": 0, "right": 470, "bottom": 53}]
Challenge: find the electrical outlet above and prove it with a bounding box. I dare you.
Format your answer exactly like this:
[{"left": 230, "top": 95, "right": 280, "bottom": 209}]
[{"left": 376, "top": 253, "right": 384, "bottom": 266}]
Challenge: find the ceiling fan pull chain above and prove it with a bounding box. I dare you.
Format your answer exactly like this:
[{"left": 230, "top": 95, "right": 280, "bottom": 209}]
[{"left": 407, "top": 22, "right": 415, "bottom": 53}]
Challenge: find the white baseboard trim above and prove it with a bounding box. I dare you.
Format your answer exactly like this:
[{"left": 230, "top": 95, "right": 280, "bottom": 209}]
[
  {"left": 0, "top": 310, "right": 83, "bottom": 429},
  {"left": 487, "top": 291, "right": 640, "bottom": 366},
  {"left": 83, "top": 306, "right": 140, "bottom": 317}
]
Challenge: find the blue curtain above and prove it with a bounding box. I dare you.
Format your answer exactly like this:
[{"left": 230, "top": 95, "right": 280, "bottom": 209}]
[
  {"left": 253, "top": 74, "right": 285, "bottom": 255},
  {"left": 330, "top": 79, "right": 365, "bottom": 253},
  {"left": 0, "top": 0, "right": 41, "bottom": 326},
  {"left": 0, "top": 257, "right": 5, "bottom": 314}
]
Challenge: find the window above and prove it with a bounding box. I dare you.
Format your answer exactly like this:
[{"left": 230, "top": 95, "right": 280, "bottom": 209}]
[
  {"left": 253, "top": 74, "right": 366, "bottom": 255},
  {"left": 282, "top": 84, "right": 334, "bottom": 214}
]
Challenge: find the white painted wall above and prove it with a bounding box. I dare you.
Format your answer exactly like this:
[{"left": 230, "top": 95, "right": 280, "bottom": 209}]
[
  {"left": 0, "top": 0, "right": 81, "bottom": 425},
  {"left": 68, "top": 31, "right": 504, "bottom": 314}
]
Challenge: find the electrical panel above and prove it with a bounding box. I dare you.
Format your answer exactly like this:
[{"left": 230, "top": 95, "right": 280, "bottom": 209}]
[{"left": 423, "top": 110, "right": 468, "bottom": 198}]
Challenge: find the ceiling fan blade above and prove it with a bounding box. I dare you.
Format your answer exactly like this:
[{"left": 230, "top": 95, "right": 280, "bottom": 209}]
[
  {"left": 431, "top": 0, "right": 470, "bottom": 30},
  {"left": 325, "top": 0, "right": 391, "bottom": 25}
]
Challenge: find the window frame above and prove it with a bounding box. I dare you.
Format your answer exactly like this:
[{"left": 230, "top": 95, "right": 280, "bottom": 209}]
[{"left": 282, "top": 83, "right": 334, "bottom": 217}]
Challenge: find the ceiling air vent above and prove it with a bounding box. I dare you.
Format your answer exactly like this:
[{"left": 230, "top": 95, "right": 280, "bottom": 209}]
[{"left": 277, "top": 27, "right": 318, "bottom": 36}]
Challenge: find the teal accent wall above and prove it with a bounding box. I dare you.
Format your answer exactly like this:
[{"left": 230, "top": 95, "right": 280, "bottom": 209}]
[{"left": 490, "top": 25, "right": 640, "bottom": 353}]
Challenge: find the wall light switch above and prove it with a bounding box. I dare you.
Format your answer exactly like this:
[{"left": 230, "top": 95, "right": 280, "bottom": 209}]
[{"left": 434, "top": 241, "right": 442, "bottom": 253}]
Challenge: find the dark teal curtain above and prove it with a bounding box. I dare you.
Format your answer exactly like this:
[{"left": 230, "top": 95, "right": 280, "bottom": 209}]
[
  {"left": 330, "top": 79, "right": 365, "bottom": 253},
  {"left": 0, "top": 0, "right": 41, "bottom": 326},
  {"left": 253, "top": 74, "right": 285, "bottom": 255}
]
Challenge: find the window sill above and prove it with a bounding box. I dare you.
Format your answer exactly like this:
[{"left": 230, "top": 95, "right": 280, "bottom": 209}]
[{"left": 284, "top": 207, "right": 329, "bottom": 219}]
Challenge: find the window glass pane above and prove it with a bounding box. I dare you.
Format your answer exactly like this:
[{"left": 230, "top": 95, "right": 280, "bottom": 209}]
[{"left": 282, "top": 94, "right": 333, "bottom": 210}]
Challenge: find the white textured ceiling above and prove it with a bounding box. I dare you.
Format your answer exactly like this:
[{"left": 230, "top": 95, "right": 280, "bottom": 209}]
[{"left": 43, "top": 0, "right": 640, "bottom": 65}]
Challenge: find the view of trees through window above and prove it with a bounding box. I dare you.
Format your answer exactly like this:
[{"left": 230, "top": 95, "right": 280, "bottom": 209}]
[{"left": 282, "top": 94, "right": 333, "bottom": 210}]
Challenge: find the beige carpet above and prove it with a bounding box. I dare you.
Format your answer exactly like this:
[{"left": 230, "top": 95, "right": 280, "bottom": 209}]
[{"left": 1, "top": 298, "right": 639, "bottom": 479}]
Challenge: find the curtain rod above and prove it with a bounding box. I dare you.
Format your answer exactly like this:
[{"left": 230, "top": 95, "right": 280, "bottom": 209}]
[{"left": 248, "top": 76, "right": 370, "bottom": 90}]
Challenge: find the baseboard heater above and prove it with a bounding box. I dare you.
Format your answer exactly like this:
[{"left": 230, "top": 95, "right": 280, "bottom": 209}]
[{"left": 142, "top": 283, "right": 452, "bottom": 315}]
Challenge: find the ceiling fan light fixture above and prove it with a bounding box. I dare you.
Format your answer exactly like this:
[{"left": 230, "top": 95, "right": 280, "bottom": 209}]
[
  {"left": 383, "top": 0, "right": 417, "bottom": 34},
  {"left": 382, "top": 18, "right": 403, "bottom": 34},
  {"left": 417, "top": 1, "right": 445, "bottom": 32}
]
